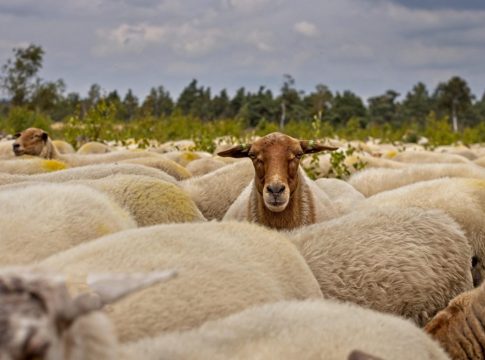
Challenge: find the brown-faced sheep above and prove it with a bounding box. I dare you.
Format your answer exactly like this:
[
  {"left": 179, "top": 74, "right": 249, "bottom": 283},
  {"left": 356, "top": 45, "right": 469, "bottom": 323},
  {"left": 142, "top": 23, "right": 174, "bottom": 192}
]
[
  {"left": 219, "top": 132, "right": 339, "bottom": 229},
  {"left": 39, "top": 221, "right": 322, "bottom": 341}
]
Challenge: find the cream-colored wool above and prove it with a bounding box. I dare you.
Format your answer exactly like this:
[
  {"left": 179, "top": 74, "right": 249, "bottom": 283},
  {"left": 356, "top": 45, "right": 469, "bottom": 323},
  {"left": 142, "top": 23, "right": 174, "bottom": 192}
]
[
  {"left": 123, "top": 300, "right": 449, "bottom": 360},
  {"left": 425, "top": 281, "right": 485, "bottom": 360},
  {"left": 181, "top": 160, "right": 255, "bottom": 220},
  {"left": 40, "top": 221, "right": 322, "bottom": 342},
  {"left": 349, "top": 163, "right": 485, "bottom": 197},
  {"left": 0, "top": 163, "right": 177, "bottom": 186},
  {"left": 389, "top": 150, "right": 470, "bottom": 164},
  {"left": 0, "top": 184, "right": 136, "bottom": 265},
  {"left": 434, "top": 146, "right": 477, "bottom": 160},
  {"left": 353, "top": 178, "right": 485, "bottom": 286},
  {"left": 224, "top": 169, "right": 339, "bottom": 229},
  {"left": 160, "top": 150, "right": 212, "bottom": 166},
  {"left": 0, "top": 140, "right": 14, "bottom": 158},
  {"left": 289, "top": 206, "right": 473, "bottom": 326},
  {"left": 315, "top": 178, "right": 365, "bottom": 214},
  {"left": 473, "top": 155, "right": 485, "bottom": 167},
  {"left": 77, "top": 141, "right": 112, "bottom": 154},
  {"left": 302, "top": 152, "right": 406, "bottom": 179},
  {"left": 184, "top": 157, "right": 227, "bottom": 176},
  {"left": 120, "top": 157, "right": 191, "bottom": 180},
  {"left": 0, "top": 175, "right": 205, "bottom": 226},
  {"left": 52, "top": 140, "right": 75, "bottom": 154},
  {"left": 0, "top": 157, "right": 68, "bottom": 174},
  {"left": 152, "top": 139, "right": 196, "bottom": 153}
]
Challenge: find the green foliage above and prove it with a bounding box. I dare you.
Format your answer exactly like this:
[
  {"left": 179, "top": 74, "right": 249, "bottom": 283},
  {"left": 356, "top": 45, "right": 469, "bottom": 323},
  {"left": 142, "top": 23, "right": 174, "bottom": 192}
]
[
  {"left": 424, "top": 112, "right": 459, "bottom": 146},
  {"left": 3, "top": 107, "right": 51, "bottom": 133},
  {"left": 327, "top": 146, "right": 367, "bottom": 180},
  {"left": 63, "top": 99, "right": 117, "bottom": 147}
]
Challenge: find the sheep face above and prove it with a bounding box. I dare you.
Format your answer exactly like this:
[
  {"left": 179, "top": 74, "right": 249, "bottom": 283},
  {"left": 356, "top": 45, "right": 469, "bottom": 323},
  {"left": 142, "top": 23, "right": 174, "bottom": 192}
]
[
  {"left": 12, "top": 128, "right": 49, "bottom": 157},
  {"left": 218, "top": 132, "right": 337, "bottom": 212},
  {"left": 0, "top": 272, "right": 72, "bottom": 360}
]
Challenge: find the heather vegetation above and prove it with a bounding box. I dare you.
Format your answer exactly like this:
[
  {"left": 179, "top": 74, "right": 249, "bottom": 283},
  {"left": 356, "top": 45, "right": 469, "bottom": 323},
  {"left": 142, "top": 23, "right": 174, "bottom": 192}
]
[{"left": 2, "top": 44, "right": 485, "bottom": 151}]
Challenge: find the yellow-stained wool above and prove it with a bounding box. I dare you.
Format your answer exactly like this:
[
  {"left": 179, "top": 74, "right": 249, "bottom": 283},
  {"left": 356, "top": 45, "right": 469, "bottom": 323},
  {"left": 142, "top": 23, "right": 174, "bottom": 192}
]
[{"left": 0, "top": 158, "right": 68, "bottom": 175}]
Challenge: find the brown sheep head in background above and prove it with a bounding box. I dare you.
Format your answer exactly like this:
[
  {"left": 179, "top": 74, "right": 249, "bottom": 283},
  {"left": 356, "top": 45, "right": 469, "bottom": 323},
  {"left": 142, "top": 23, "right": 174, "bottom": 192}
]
[
  {"left": 12, "top": 127, "right": 50, "bottom": 157},
  {"left": 218, "top": 132, "right": 337, "bottom": 213}
]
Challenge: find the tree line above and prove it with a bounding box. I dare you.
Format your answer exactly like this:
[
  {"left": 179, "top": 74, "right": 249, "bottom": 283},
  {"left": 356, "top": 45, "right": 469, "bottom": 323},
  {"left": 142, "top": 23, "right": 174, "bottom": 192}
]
[{"left": 1, "top": 44, "right": 485, "bottom": 135}]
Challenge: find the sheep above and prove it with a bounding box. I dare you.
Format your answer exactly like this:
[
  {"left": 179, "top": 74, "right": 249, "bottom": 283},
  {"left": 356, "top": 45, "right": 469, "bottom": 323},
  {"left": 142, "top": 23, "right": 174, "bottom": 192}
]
[
  {"left": 424, "top": 281, "right": 485, "bottom": 359},
  {"left": 77, "top": 141, "right": 112, "bottom": 154},
  {"left": 39, "top": 221, "right": 323, "bottom": 341},
  {"left": 160, "top": 150, "right": 212, "bottom": 166},
  {"left": 388, "top": 150, "right": 470, "bottom": 164},
  {"left": 314, "top": 178, "right": 365, "bottom": 213},
  {"left": 180, "top": 159, "right": 255, "bottom": 220},
  {"left": 349, "top": 163, "right": 485, "bottom": 197},
  {"left": 12, "top": 127, "right": 163, "bottom": 166},
  {"left": 120, "top": 157, "right": 192, "bottom": 180},
  {"left": 288, "top": 206, "right": 473, "bottom": 326},
  {"left": 0, "top": 140, "right": 14, "bottom": 158},
  {"left": 434, "top": 145, "right": 477, "bottom": 160},
  {"left": 302, "top": 151, "right": 406, "bottom": 179},
  {"left": 0, "top": 267, "right": 176, "bottom": 360},
  {"left": 219, "top": 132, "right": 339, "bottom": 230},
  {"left": 0, "top": 183, "right": 136, "bottom": 265},
  {"left": 0, "top": 157, "right": 68, "bottom": 174},
  {"left": 352, "top": 178, "right": 485, "bottom": 286},
  {"left": 0, "top": 175, "right": 205, "bottom": 226},
  {"left": 0, "top": 163, "right": 177, "bottom": 186},
  {"left": 51, "top": 139, "right": 75, "bottom": 154},
  {"left": 474, "top": 155, "right": 485, "bottom": 167},
  {"left": 123, "top": 299, "right": 450, "bottom": 360},
  {"left": 184, "top": 156, "right": 228, "bottom": 176}
]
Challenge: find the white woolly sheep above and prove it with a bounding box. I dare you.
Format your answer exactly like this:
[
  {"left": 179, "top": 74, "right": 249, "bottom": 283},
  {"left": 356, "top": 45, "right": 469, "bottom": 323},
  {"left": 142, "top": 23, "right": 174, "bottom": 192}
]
[
  {"left": 424, "top": 280, "right": 485, "bottom": 359},
  {"left": 0, "top": 175, "right": 205, "bottom": 226},
  {"left": 0, "top": 140, "right": 14, "bottom": 158},
  {"left": 0, "top": 267, "right": 176, "bottom": 360},
  {"left": 220, "top": 132, "right": 339, "bottom": 230},
  {"left": 314, "top": 178, "right": 365, "bottom": 213},
  {"left": 0, "top": 183, "right": 136, "bottom": 265},
  {"left": 160, "top": 150, "right": 212, "bottom": 166},
  {"left": 77, "top": 141, "right": 111, "bottom": 154},
  {"left": 120, "top": 156, "right": 192, "bottom": 180},
  {"left": 288, "top": 206, "right": 473, "bottom": 326},
  {"left": 123, "top": 299, "right": 450, "bottom": 360},
  {"left": 0, "top": 163, "right": 177, "bottom": 186},
  {"left": 52, "top": 139, "right": 75, "bottom": 154},
  {"left": 39, "top": 221, "right": 323, "bottom": 341},
  {"left": 0, "top": 157, "right": 68, "bottom": 174},
  {"left": 473, "top": 156, "right": 485, "bottom": 167},
  {"left": 353, "top": 178, "right": 485, "bottom": 286},
  {"left": 434, "top": 145, "right": 477, "bottom": 160},
  {"left": 388, "top": 150, "right": 470, "bottom": 164},
  {"left": 184, "top": 157, "right": 228, "bottom": 176},
  {"left": 349, "top": 163, "right": 485, "bottom": 197},
  {"left": 180, "top": 160, "right": 255, "bottom": 220}
]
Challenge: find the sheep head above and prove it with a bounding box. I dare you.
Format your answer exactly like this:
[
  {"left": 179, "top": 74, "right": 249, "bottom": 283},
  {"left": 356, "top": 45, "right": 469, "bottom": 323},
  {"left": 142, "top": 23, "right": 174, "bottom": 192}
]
[
  {"left": 424, "top": 282, "right": 485, "bottom": 359},
  {"left": 218, "top": 132, "right": 337, "bottom": 212},
  {"left": 12, "top": 128, "right": 49, "bottom": 157},
  {"left": 0, "top": 268, "right": 176, "bottom": 360}
]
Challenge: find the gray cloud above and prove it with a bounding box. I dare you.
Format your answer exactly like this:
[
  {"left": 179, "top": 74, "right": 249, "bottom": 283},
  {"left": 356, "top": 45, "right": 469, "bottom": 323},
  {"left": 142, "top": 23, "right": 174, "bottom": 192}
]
[{"left": 0, "top": 0, "right": 484, "bottom": 102}]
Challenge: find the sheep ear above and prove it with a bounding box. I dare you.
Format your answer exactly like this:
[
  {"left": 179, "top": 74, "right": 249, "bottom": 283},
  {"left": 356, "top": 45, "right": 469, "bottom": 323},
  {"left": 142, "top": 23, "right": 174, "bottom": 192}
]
[
  {"left": 347, "top": 350, "right": 383, "bottom": 360},
  {"left": 217, "top": 144, "right": 252, "bottom": 158},
  {"left": 14, "top": 132, "right": 21, "bottom": 138},
  {"left": 63, "top": 270, "right": 177, "bottom": 323},
  {"left": 300, "top": 140, "right": 338, "bottom": 154},
  {"left": 41, "top": 132, "right": 49, "bottom": 142}
]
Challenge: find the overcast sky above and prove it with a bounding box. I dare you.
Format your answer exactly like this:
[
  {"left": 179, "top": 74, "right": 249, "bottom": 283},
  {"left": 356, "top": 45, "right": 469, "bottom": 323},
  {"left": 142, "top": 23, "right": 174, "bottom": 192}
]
[{"left": 0, "top": 0, "right": 484, "bottom": 102}]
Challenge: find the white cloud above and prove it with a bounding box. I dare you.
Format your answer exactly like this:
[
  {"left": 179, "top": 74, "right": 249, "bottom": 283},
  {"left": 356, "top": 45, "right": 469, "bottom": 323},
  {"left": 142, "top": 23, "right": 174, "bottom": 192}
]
[{"left": 294, "top": 21, "right": 318, "bottom": 37}]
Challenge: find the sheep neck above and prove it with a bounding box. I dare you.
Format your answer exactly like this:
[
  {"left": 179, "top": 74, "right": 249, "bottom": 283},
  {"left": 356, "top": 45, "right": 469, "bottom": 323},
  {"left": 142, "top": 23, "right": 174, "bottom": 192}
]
[{"left": 249, "top": 171, "right": 316, "bottom": 230}]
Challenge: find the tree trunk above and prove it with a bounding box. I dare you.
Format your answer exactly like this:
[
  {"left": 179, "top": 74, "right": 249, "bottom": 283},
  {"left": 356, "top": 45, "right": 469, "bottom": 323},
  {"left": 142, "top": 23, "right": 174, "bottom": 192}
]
[
  {"left": 451, "top": 99, "right": 458, "bottom": 133},
  {"left": 280, "top": 101, "right": 286, "bottom": 129}
]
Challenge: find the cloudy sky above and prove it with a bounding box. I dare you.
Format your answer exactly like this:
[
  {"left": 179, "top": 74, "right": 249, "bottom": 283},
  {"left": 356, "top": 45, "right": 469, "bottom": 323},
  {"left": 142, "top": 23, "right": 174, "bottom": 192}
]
[{"left": 0, "top": 0, "right": 484, "bottom": 101}]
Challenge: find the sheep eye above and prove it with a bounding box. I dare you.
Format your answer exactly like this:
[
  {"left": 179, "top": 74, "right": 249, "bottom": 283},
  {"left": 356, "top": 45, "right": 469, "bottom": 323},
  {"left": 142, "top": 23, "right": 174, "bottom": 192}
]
[
  {"left": 295, "top": 152, "right": 303, "bottom": 159},
  {"left": 472, "top": 256, "right": 479, "bottom": 267},
  {"left": 248, "top": 153, "right": 256, "bottom": 159}
]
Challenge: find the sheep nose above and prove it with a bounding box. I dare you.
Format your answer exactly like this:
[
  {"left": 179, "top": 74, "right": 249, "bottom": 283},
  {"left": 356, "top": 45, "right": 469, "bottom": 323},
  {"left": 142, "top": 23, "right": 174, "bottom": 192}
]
[
  {"left": 12, "top": 143, "right": 20, "bottom": 149},
  {"left": 267, "top": 183, "right": 286, "bottom": 194}
]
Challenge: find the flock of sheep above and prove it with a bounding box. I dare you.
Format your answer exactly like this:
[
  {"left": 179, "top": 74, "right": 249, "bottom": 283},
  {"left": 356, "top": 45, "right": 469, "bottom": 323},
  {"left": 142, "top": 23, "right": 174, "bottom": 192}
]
[{"left": 1, "top": 128, "right": 485, "bottom": 359}]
